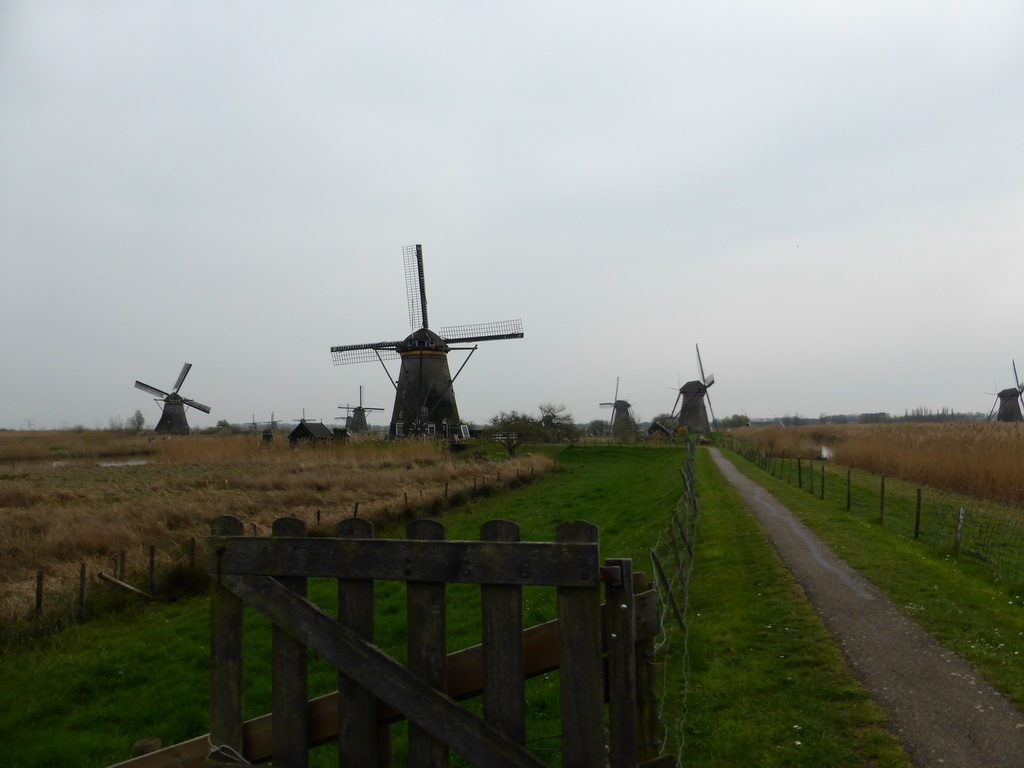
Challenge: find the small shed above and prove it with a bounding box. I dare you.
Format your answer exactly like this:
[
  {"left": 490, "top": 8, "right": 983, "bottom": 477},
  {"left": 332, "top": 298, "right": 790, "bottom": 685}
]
[
  {"left": 646, "top": 421, "right": 673, "bottom": 441},
  {"left": 287, "top": 420, "right": 335, "bottom": 446}
]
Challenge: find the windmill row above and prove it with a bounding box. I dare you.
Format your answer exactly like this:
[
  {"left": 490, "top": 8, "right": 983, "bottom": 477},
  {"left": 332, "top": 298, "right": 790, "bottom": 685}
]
[{"left": 133, "top": 246, "right": 1024, "bottom": 437}]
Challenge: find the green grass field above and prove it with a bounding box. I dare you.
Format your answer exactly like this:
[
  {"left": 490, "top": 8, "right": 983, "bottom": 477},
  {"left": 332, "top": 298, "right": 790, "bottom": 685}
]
[{"left": 0, "top": 443, "right": 922, "bottom": 766}]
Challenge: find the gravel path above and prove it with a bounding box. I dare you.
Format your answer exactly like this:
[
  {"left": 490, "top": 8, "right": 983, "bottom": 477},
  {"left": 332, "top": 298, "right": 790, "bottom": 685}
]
[{"left": 710, "top": 448, "right": 1024, "bottom": 768}]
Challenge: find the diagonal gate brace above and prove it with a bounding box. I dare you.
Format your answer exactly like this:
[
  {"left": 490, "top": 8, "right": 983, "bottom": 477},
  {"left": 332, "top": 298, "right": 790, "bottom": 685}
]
[{"left": 220, "top": 574, "right": 544, "bottom": 768}]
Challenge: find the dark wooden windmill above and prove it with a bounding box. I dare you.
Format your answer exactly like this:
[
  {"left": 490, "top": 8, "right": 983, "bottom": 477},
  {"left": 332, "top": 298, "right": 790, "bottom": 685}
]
[
  {"left": 337, "top": 386, "right": 385, "bottom": 432},
  {"left": 330, "top": 244, "right": 524, "bottom": 439},
  {"left": 671, "top": 344, "right": 717, "bottom": 433},
  {"left": 987, "top": 361, "right": 1024, "bottom": 422},
  {"left": 134, "top": 362, "right": 211, "bottom": 435},
  {"left": 600, "top": 377, "right": 635, "bottom": 435}
]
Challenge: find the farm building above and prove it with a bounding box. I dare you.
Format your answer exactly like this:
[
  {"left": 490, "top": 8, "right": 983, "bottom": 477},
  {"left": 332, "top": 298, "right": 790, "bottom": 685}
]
[{"left": 287, "top": 421, "right": 335, "bottom": 446}]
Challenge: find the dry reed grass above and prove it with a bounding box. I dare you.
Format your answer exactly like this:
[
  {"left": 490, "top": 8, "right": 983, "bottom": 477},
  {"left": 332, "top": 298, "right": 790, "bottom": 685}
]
[
  {"left": 0, "top": 432, "right": 554, "bottom": 619},
  {"left": 729, "top": 421, "right": 1024, "bottom": 506}
]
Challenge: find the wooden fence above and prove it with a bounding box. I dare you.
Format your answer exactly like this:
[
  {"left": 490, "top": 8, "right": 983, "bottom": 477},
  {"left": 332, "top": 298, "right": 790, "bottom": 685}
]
[{"left": 111, "top": 515, "right": 675, "bottom": 768}]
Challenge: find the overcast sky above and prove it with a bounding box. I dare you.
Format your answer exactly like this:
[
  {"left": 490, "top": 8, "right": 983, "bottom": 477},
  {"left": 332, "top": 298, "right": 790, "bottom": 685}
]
[{"left": 3, "top": 1, "right": 1022, "bottom": 431}]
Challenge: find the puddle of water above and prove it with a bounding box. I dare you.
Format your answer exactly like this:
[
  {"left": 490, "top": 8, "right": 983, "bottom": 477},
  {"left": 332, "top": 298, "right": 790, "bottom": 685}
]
[
  {"left": 820, "top": 445, "right": 833, "bottom": 459},
  {"left": 98, "top": 459, "right": 149, "bottom": 467}
]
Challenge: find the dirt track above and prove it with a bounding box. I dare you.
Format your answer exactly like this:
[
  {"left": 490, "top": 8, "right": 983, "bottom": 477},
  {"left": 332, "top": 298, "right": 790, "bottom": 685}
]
[{"left": 710, "top": 448, "right": 1024, "bottom": 768}]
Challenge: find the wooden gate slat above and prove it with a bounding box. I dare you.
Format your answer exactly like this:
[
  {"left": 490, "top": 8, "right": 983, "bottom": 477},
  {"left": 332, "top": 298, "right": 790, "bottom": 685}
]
[
  {"left": 555, "top": 521, "right": 605, "bottom": 766},
  {"left": 605, "top": 557, "right": 637, "bottom": 767},
  {"left": 272, "top": 517, "right": 309, "bottom": 768},
  {"left": 336, "top": 517, "right": 382, "bottom": 767},
  {"left": 210, "top": 516, "right": 245, "bottom": 757},
  {"left": 217, "top": 573, "right": 546, "bottom": 768},
  {"left": 480, "top": 520, "right": 525, "bottom": 745},
  {"left": 407, "top": 519, "right": 450, "bottom": 768}
]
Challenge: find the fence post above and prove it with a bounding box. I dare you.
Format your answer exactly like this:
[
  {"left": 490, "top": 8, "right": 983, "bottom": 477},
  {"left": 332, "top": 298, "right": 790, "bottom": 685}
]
[
  {"left": 78, "top": 563, "right": 87, "bottom": 621},
  {"left": 337, "top": 516, "right": 382, "bottom": 765},
  {"left": 808, "top": 459, "right": 814, "bottom": 495},
  {"left": 209, "top": 516, "right": 245, "bottom": 756},
  {"left": 820, "top": 465, "right": 825, "bottom": 501},
  {"left": 953, "top": 507, "right": 967, "bottom": 555},
  {"left": 914, "top": 489, "right": 922, "bottom": 539},
  {"left": 846, "top": 469, "right": 851, "bottom": 511},
  {"left": 35, "top": 570, "right": 44, "bottom": 617},
  {"left": 272, "top": 516, "right": 309, "bottom": 768},
  {"left": 605, "top": 557, "right": 637, "bottom": 767},
  {"left": 480, "top": 520, "right": 526, "bottom": 745},
  {"left": 880, "top": 475, "right": 886, "bottom": 524},
  {"left": 797, "top": 458, "right": 802, "bottom": 488},
  {"left": 406, "top": 519, "right": 449, "bottom": 766}
]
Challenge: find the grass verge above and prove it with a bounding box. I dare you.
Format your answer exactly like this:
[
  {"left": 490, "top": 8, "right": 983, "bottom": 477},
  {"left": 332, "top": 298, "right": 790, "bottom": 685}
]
[{"left": 1, "top": 444, "right": 910, "bottom": 767}]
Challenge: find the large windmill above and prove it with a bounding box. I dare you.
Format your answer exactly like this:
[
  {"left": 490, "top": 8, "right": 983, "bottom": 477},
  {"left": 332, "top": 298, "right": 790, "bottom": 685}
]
[
  {"left": 337, "top": 386, "right": 385, "bottom": 432},
  {"left": 987, "top": 361, "right": 1024, "bottom": 422},
  {"left": 134, "top": 362, "right": 211, "bottom": 435},
  {"left": 330, "top": 245, "right": 524, "bottom": 439},
  {"left": 600, "top": 377, "right": 635, "bottom": 435},
  {"left": 672, "top": 344, "right": 717, "bottom": 433}
]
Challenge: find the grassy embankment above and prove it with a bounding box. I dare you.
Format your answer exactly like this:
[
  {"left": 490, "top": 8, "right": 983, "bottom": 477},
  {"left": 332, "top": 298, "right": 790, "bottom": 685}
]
[
  {"left": 0, "top": 443, "right": 909, "bottom": 767},
  {"left": 720, "top": 443, "right": 1024, "bottom": 711}
]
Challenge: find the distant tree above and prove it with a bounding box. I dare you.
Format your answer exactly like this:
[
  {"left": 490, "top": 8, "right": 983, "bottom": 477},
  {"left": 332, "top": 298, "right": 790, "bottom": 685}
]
[
  {"left": 718, "top": 413, "right": 750, "bottom": 429},
  {"left": 586, "top": 419, "right": 609, "bottom": 436},
  {"left": 127, "top": 410, "right": 147, "bottom": 431},
  {"left": 485, "top": 410, "right": 542, "bottom": 458},
  {"left": 107, "top": 416, "right": 125, "bottom": 431},
  {"left": 538, "top": 402, "right": 579, "bottom": 442}
]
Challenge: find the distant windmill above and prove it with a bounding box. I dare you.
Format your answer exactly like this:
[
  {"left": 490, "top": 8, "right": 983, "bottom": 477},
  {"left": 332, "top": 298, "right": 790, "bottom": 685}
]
[
  {"left": 600, "top": 378, "right": 634, "bottom": 432},
  {"left": 671, "top": 345, "right": 717, "bottom": 433},
  {"left": 134, "top": 363, "right": 210, "bottom": 435},
  {"left": 337, "top": 386, "right": 385, "bottom": 432},
  {"left": 330, "top": 244, "right": 524, "bottom": 439},
  {"left": 987, "top": 361, "right": 1024, "bottom": 422}
]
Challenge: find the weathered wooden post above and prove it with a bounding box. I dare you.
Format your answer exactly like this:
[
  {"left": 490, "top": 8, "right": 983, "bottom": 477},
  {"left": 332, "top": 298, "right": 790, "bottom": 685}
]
[
  {"left": 797, "top": 458, "right": 802, "bottom": 488},
  {"left": 605, "top": 557, "right": 637, "bottom": 767},
  {"left": 336, "top": 516, "right": 381, "bottom": 765},
  {"left": 209, "top": 516, "right": 245, "bottom": 758},
  {"left": 480, "top": 520, "right": 525, "bottom": 746},
  {"left": 272, "top": 516, "right": 308, "bottom": 768},
  {"left": 78, "top": 562, "right": 87, "bottom": 621},
  {"left": 406, "top": 518, "right": 448, "bottom": 765},
  {"left": 556, "top": 520, "right": 605, "bottom": 766},
  {"left": 808, "top": 459, "right": 814, "bottom": 495},
  {"left": 880, "top": 475, "right": 886, "bottom": 524},
  {"left": 35, "top": 570, "right": 44, "bottom": 617},
  {"left": 953, "top": 507, "right": 967, "bottom": 555}
]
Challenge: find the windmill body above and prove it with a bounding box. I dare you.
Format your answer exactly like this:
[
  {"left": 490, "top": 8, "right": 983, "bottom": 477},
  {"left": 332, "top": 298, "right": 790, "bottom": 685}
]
[
  {"left": 671, "top": 345, "right": 716, "bottom": 433},
  {"left": 987, "top": 361, "right": 1024, "bottom": 423},
  {"left": 134, "top": 362, "right": 211, "bottom": 435},
  {"left": 338, "top": 386, "right": 385, "bottom": 432},
  {"left": 599, "top": 378, "right": 635, "bottom": 437},
  {"left": 996, "top": 388, "right": 1024, "bottom": 422},
  {"left": 331, "top": 245, "right": 523, "bottom": 439}
]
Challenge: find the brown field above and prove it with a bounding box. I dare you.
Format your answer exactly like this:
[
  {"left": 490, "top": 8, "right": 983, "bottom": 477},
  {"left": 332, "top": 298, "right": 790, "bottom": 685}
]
[
  {"left": 0, "top": 431, "right": 554, "bottom": 620},
  {"left": 728, "top": 421, "right": 1024, "bottom": 506}
]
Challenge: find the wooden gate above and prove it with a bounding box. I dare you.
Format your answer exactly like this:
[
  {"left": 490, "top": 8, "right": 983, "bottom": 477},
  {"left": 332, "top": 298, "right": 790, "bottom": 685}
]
[{"left": 114, "top": 514, "right": 675, "bottom": 767}]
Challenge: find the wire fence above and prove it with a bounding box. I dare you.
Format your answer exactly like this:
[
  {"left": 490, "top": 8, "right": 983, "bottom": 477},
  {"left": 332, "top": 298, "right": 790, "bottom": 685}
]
[
  {"left": 649, "top": 437, "right": 699, "bottom": 759},
  {"left": 723, "top": 436, "right": 1024, "bottom": 587}
]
